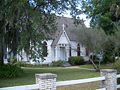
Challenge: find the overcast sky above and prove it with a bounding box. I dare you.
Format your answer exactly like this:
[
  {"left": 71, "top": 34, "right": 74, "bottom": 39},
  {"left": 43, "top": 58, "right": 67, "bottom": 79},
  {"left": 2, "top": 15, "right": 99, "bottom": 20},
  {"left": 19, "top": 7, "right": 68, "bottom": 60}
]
[
  {"left": 56, "top": 1, "right": 91, "bottom": 28},
  {"left": 66, "top": 14, "right": 90, "bottom": 28},
  {"left": 29, "top": 0, "right": 90, "bottom": 27},
  {"left": 57, "top": 12, "right": 90, "bottom": 28}
]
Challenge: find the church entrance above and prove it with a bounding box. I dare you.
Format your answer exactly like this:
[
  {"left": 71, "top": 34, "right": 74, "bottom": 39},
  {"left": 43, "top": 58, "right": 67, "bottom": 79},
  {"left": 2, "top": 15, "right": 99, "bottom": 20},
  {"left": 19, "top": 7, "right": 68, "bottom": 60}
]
[{"left": 60, "top": 47, "right": 66, "bottom": 61}]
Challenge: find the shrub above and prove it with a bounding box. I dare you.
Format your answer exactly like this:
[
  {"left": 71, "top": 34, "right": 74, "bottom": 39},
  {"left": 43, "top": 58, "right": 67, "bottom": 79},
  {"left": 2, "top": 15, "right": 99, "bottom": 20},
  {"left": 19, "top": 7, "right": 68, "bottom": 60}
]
[
  {"left": 16, "top": 61, "right": 28, "bottom": 67},
  {"left": 16, "top": 61, "right": 50, "bottom": 67},
  {"left": 103, "top": 53, "right": 115, "bottom": 63},
  {"left": 113, "top": 59, "right": 120, "bottom": 84},
  {"left": 113, "top": 59, "right": 120, "bottom": 70},
  {"left": 51, "top": 60, "right": 64, "bottom": 67},
  {"left": 0, "top": 64, "right": 24, "bottom": 79},
  {"left": 68, "top": 56, "right": 84, "bottom": 65},
  {"left": 102, "top": 39, "right": 115, "bottom": 63},
  {"left": 8, "top": 57, "right": 17, "bottom": 65}
]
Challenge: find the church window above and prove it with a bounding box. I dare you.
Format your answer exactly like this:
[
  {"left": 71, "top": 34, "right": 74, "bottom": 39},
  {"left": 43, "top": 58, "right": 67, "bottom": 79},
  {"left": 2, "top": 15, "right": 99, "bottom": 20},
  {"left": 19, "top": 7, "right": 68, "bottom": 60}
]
[
  {"left": 69, "top": 46, "right": 71, "bottom": 57},
  {"left": 77, "top": 43, "right": 80, "bottom": 56},
  {"left": 42, "top": 41, "right": 48, "bottom": 57},
  {"left": 86, "top": 48, "right": 89, "bottom": 56}
]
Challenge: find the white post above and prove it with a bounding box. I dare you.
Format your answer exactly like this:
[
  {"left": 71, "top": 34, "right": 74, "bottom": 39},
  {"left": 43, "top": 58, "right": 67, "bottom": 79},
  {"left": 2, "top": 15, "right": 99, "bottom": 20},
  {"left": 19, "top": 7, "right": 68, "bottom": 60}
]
[
  {"left": 35, "top": 73, "right": 57, "bottom": 90},
  {"left": 100, "top": 69, "right": 117, "bottom": 90}
]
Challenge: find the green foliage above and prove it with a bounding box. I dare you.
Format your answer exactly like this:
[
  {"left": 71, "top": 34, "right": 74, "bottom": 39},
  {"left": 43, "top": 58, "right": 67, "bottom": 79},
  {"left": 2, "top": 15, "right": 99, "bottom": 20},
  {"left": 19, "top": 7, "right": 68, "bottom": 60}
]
[
  {"left": 51, "top": 60, "right": 64, "bottom": 67},
  {"left": 68, "top": 56, "right": 84, "bottom": 66},
  {"left": 114, "top": 59, "right": 120, "bottom": 84},
  {"left": 15, "top": 61, "right": 28, "bottom": 67},
  {"left": 103, "top": 54, "right": 115, "bottom": 64},
  {"left": 16, "top": 61, "right": 49, "bottom": 67},
  {"left": 102, "top": 39, "right": 115, "bottom": 63},
  {"left": 0, "top": 64, "right": 23, "bottom": 79},
  {"left": 8, "top": 57, "right": 17, "bottom": 65},
  {"left": 0, "top": 67, "right": 99, "bottom": 87},
  {"left": 113, "top": 59, "right": 120, "bottom": 73},
  {"left": 78, "top": 26, "right": 120, "bottom": 67},
  {"left": 78, "top": 28, "right": 106, "bottom": 52},
  {"left": 81, "top": 0, "right": 120, "bottom": 35},
  {"left": 0, "top": 0, "right": 81, "bottom": 64},
  {"left": 99, "top": 15, "right": 116, "bottom": 34}
]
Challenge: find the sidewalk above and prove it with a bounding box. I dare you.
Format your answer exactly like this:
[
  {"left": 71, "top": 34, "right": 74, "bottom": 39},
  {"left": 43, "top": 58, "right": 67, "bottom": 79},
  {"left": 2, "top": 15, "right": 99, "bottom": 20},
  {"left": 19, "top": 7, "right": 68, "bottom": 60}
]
[
  {"left": 22, "top": 66, "right": 95, "bottom": 71},
  {"left": 65, "top": 66, "right": 95, "bottom": 71}
]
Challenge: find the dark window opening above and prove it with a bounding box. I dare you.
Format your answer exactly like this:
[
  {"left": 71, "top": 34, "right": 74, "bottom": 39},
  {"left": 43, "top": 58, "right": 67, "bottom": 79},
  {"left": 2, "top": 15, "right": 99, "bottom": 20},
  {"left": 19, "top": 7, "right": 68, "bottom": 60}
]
[
  {"left": 69, "top": 46, "right": 71, "bottom": 57},
  {"left": 42, "top": 41, "right": 48, "bottom": 57},
  {"left": 77, "top": 44, "right": 80, "bottom": 56},
  {"left": 86, "top": 48, "right": 89, "bottom": 56}
]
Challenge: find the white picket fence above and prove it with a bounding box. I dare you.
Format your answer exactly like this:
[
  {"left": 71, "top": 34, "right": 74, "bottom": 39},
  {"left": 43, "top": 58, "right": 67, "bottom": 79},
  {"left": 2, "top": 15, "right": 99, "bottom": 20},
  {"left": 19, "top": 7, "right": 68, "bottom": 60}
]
[
  {"left": 0, "top": 76, "right": 106, "bottom": 90},
  {"left": 56, "top": 76, "right": 105, "bottom": 86},
  {"left": 0, "top": 69, "right": 120, "bottom": 90}
]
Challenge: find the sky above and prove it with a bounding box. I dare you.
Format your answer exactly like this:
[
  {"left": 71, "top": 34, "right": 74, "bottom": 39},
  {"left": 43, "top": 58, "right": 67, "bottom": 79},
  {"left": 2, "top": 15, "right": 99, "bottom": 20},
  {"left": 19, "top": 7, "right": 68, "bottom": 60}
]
[
  {"left": 29, "top": 0, "right": 90, "bottom": 27},
  {"left": 65, "top": 14, "right": 90, "bottom": 28},
  {"left": 56, "top": 12, "right": 90, "bottom": 28},
  {"left": 58, "top": 0, "right": 91, "bottom": 28},
  {"left": 77, "top": 14, "right": 90, "bottom": 27}
]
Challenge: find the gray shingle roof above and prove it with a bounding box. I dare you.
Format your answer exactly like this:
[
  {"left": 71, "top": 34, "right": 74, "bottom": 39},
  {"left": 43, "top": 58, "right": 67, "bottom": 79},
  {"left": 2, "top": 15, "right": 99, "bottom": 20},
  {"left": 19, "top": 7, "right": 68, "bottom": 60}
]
[{"left": 51, "top": 16, "right": 85, "bottom": 46}]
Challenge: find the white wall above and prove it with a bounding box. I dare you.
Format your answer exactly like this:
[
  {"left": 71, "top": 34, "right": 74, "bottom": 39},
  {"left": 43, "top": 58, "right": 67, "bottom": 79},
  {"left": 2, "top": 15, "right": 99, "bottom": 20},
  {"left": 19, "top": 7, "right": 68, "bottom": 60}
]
[
  {"left": 70, "top": 41, "right": 77, "bottom": 56},
  {"left": 41, "top": 40, "right": 53, "bottom": 64},
  {"left": 57, "top": 31, "right": 70, "bottom": 61},
  {"left": 16, "top": 40, "right": 54, "bottom": 64},
  {"left": 70, "top": 41, "right": 86, "bottom": 57},
  {"left": 58, "top": 32, "right": 70, "bottom": 45},
  {"left": 9, "top": 40, "right": 86, "bottom": 64},
  {"left": 80, "top": 44, "right": 86, "bottom": 57}
]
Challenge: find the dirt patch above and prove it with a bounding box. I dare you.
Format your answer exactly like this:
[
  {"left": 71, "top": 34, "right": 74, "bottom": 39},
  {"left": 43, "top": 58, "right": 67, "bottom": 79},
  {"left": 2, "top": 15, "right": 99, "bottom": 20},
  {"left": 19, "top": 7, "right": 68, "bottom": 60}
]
[{"left": 57, "top": 81, "right": 101, "bottom": 90}]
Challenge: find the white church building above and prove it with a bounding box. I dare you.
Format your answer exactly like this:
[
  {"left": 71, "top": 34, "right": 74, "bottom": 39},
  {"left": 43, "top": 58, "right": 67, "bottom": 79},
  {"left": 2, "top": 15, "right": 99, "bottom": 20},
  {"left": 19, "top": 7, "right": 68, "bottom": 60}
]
[
  {"left": 4, "top": 16, "right": 87, "bottom": 64},
  {"left": 39, "top": 17, "right": 87, "bottom": 64}
]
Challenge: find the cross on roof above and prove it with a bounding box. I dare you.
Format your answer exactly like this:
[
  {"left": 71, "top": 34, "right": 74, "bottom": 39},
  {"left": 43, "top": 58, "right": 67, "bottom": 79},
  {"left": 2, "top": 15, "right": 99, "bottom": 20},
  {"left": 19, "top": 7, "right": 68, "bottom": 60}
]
[{"left": 62, "top": 24, "right": 65, "bottom": 30}]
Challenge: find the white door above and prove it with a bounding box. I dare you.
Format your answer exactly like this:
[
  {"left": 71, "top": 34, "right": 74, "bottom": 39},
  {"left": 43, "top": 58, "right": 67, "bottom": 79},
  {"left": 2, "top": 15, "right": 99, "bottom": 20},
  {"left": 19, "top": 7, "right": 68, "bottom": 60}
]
[{"left": 60, "top": 47, "right": 66, "bottom": 61}]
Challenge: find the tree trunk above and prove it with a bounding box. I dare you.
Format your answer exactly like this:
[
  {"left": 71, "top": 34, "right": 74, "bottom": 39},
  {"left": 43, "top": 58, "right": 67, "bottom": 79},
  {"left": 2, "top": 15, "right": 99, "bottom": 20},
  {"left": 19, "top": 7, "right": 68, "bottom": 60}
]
[
  {"left": 89, "top": 55, "right": 100, "bottom": 72},
  {"left": 0, "top": 41, "right": 4, "bottom": 65},
  {"left": 0, "top": 51, "right": 4, "bottom": 65},
  {"left": 0, "top": 32, "right": 5, "bottom": 65},
  {"left": 0, "top": 16, "right": 6, "bottom": 65}
]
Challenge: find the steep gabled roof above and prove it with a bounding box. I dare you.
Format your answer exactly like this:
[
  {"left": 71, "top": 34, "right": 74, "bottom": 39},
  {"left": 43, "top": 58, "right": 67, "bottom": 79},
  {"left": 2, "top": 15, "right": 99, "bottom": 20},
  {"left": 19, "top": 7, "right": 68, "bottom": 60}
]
[
  {"left": 51, "top": 16, "right": 85, "bottom": 46},
  {"left": 51, "top": 30, "right": 63, "bottom": 46}
]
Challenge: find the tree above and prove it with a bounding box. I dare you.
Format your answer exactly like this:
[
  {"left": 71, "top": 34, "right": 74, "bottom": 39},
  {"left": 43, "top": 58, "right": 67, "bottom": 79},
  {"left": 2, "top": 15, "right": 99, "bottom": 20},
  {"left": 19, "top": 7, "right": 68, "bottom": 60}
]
[
  {"left": 77, "top": 26, "right": 120, "bottom": 70},
  {"left": 77, "top": 27, "right": 107, "bottom": 71},
  {"left": 78, "top": 27, "right": 106, "bottom": 53},
  {"left": 102, "top": 38, "right": 116, "bottom": 63},
  {"left": 81, "top": 0, "right": 120, "bottom": 35},
  {"left": 0, "top": 0, "right": 80, "bottom": 64}
]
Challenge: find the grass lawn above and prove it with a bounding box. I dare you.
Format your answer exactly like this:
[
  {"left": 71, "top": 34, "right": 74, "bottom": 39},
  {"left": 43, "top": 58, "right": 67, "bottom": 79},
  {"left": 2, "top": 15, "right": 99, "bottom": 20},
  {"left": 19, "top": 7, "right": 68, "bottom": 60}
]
[
  {"left": 0, "top": 67, "right": 99, "bottom": 88},
  {"left": 79, "top": 64, "right": 113, "bottom": 69}
]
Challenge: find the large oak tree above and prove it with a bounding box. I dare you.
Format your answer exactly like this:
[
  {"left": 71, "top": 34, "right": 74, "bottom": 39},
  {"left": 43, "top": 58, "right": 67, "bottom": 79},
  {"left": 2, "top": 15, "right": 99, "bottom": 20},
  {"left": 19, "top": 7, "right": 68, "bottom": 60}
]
[{"left": 0, "top": 0, "right": 80, "bottom": 64}]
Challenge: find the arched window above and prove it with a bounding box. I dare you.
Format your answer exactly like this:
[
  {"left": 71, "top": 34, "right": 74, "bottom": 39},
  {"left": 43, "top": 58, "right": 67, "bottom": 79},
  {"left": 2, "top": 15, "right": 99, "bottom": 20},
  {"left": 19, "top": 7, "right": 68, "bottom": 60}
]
[
  {"left": 77, "top": 43, "right": 80, "bottom": 56},
  {"left": 42, "top": 41, "right": 48, "bottom": 57},
  {"left": 86, "top": 48, "right": 89, "bottom": 56},
  {"left": 69, "top": 46, "right": 71, "bottom": 57}
]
